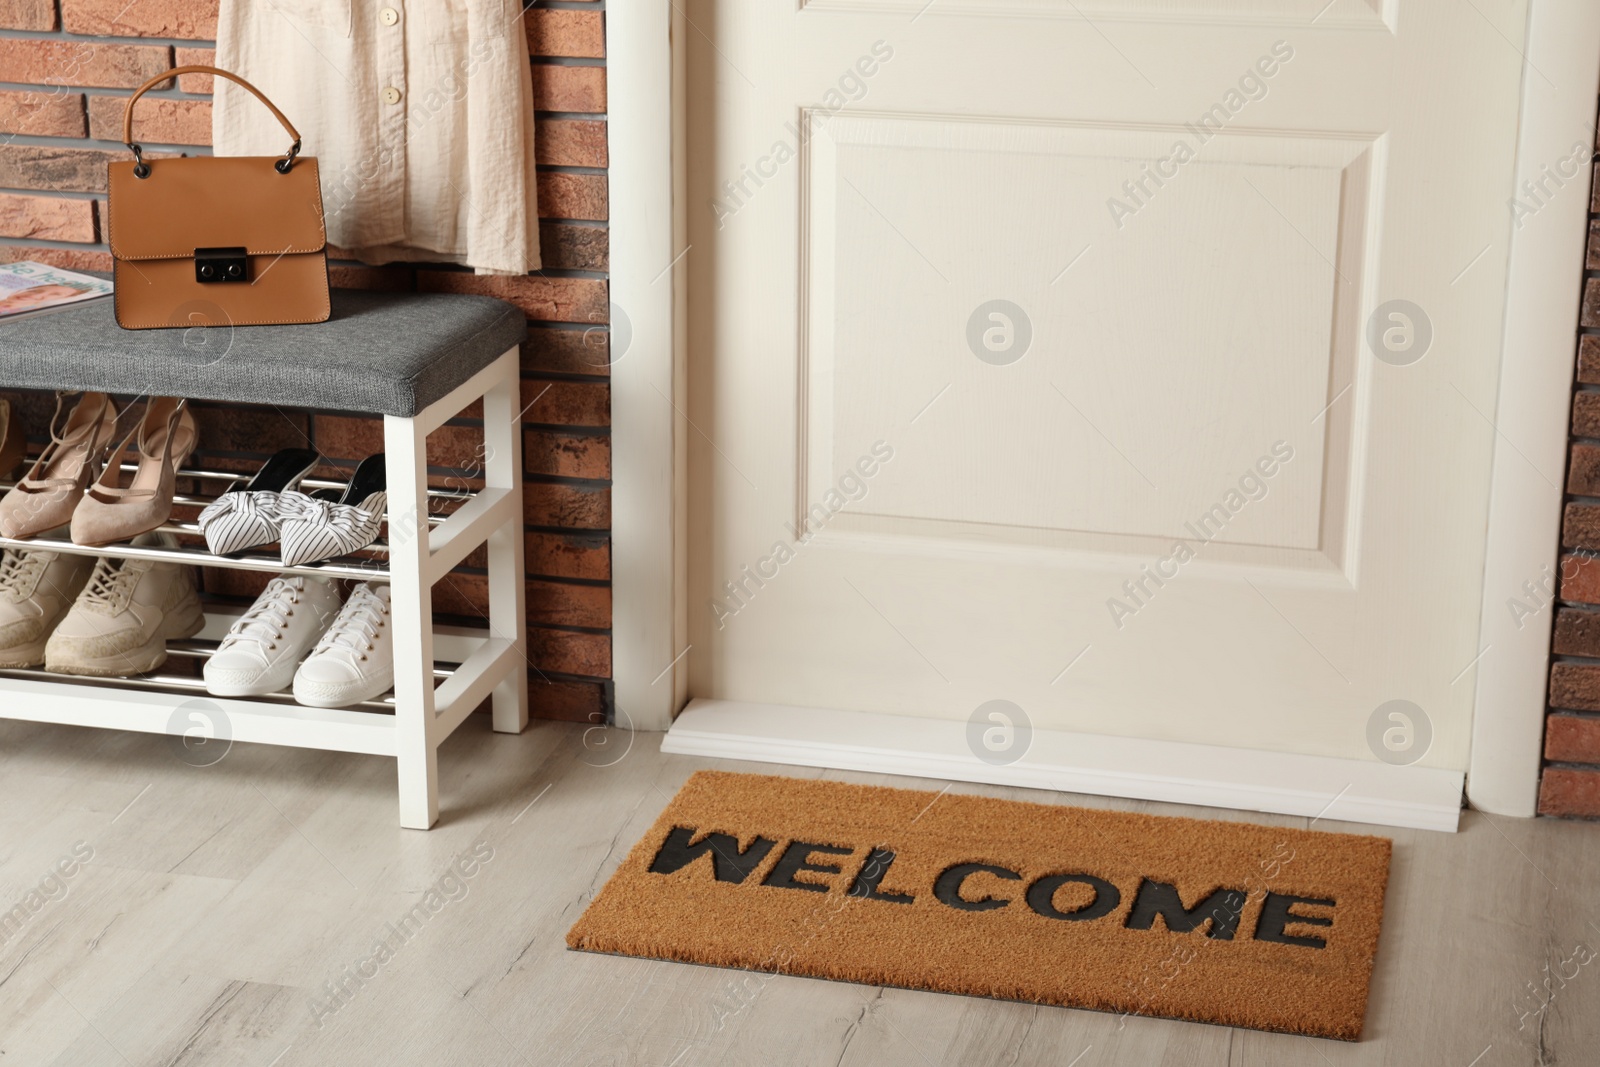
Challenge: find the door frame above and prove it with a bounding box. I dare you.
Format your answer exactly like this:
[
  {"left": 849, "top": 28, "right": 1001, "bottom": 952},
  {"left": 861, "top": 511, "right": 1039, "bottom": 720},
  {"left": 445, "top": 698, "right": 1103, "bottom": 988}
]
[
  {"left": 606, "top": 1, "right": 1599, "bottom": 819},
  {"left": 608, "top": 3, "right": 688, "bottom": 736}
]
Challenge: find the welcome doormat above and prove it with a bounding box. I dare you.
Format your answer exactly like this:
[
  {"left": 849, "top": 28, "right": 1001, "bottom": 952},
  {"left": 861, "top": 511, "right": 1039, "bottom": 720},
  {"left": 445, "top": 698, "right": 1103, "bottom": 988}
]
[{"left": 567, "top": 771, "right": 1393, "bottom": 1040}]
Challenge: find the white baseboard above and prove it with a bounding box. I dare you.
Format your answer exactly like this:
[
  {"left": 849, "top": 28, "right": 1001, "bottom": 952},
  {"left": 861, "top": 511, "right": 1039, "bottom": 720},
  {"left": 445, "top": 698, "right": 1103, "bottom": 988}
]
[{"left": 662, "top": 699, "right": 1465, "bottom": 832}]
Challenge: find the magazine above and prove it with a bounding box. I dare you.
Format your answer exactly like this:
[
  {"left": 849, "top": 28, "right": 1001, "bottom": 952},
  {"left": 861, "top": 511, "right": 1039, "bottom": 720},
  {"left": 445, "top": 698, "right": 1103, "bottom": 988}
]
[{"left": 0, "top": 261, "right": 112, "bottom": 322}]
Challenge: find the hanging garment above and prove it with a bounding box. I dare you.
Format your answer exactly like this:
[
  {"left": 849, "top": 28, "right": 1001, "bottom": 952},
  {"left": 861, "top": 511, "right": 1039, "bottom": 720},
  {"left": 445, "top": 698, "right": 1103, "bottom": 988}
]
[{"left": 213, "top": 0, "right": 542, "bottom": 275}]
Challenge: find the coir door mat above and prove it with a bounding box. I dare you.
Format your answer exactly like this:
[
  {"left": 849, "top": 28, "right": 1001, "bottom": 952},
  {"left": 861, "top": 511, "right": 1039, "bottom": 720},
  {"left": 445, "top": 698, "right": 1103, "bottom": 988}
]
[{"left": 567, "top": 771, "right": 1393, "bottom": 1040}]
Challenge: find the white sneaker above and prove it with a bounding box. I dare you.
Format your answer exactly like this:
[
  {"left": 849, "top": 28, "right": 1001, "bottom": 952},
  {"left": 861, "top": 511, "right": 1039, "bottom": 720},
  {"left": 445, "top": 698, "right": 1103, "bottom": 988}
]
[
  {"left": 293, "top": 582, "right": 393, "bottom": 708},
  {"left": 0, "top": 531, "right": 97, "bottom": 668},
  {"left": 204, "top": 575, "right": 343, "bottom": 697},
  {"left": 45, "top": 532, "right": 204, "bottom": 677}
]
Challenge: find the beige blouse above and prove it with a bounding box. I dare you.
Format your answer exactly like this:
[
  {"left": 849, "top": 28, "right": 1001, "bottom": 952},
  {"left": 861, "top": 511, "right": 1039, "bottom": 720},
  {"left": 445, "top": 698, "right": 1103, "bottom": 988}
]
[{"left": 213, "top": 0, "right": 541, "bottom": 275}]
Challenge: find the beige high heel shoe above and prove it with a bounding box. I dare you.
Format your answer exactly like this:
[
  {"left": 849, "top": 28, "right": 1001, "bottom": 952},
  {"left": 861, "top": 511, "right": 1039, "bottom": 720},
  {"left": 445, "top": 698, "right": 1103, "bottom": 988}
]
[
  {"left": 0, "top": 397, "right": 26, "bottom": 480},
  {"left": 0, "top": 392, "right": 119, "bottom": 540},
  {"left": 70, "top": 397, "right": 197, "bottom": 547}
]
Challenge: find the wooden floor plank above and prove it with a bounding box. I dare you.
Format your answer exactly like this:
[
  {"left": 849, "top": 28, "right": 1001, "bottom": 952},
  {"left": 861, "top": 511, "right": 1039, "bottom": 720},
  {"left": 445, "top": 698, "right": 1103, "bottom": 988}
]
[{"left": 0, "top": 718, "right": 1594, "bottom": 1066}]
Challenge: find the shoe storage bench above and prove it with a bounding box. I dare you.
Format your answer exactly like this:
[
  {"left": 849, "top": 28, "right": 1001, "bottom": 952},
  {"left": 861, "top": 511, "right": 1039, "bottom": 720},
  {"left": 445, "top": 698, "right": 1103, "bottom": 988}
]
[{"left": 0, "top": 290, "right": 530, "bottom": 829}]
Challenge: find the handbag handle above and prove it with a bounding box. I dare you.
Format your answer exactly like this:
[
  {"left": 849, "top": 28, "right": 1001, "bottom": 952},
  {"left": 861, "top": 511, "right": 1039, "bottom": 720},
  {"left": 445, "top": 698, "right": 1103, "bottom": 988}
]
[{"left": 122, "top": 65, "right": 303, "bottom": 178}]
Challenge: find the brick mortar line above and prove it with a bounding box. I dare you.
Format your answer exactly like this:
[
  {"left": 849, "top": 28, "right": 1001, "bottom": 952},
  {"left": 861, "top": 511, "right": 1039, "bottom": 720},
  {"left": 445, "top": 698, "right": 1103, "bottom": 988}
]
[
  {"left": 73, "top": 88, "right": 212, "bottom": 102},
  {"left": 526, "top": 269, "right": 610, "bottom": 281},
  {"left": 505, "top": 474, "right": 613, "bottom": 490},
  {"left": 0, "top": 135, "right": 211, "bottom": 154},
  {"left": 534, "top": 527, "right": 614, "bottom": 543},
  {"left": 426, "top": 609, "right": 610, "bottom": 636},
  {"left": 450, "top": 563, "right": 610, "bottom": 587},
  {"left": 524, "top": 623, "right": 615, "bottom": 636},
  {"left": 447, "top": 474, "right": 615, "bottom": 490},
  {"left": 0, "top": 186, "right": 99, "bottom": 200},
  {"left": 534, "top": 320, "right": 617, "bottom": 332},
  {"left": 526, "top": 670, "right": 614, "bottom": 687},
  {"left": 512, "top": 425, "right": 611, "bottom": 438},
  {"left": 2, "top": 236, "right": 610, "bottom": 262},
  {"left": 0, "top": 29, "right": 215, "bottom": 47},
  {"left": 0, "top": 235, "right": 102, "bottom": 250},
  {"left": 515, "top": 415, "right": 614, "bottom": 435},
  {"left": 3, "top": 192, "right": 613, "bottom": 246},
  {"left": 2, "top": 32, "right": 612, "bottom": 65},
  {"left": 1, "top": 113, "right": 607, "bottom": 129},
  {"left": 446, "top": 419, "right": 612, "bottom": 437},
  {"left": 1, "top": 100, "right": 607, "bottom": 126},
  {"left": 1, "top": 128, "right": 604, "bottom": 156},
  {"left": 515, "top": 375, "right": 614, "bottom": 387},
  {"left": 442, "top": 567, "right": 613, "bottom": 595},
  {"left": 0, "top": 84, "right": 211, "bottom": 103}
]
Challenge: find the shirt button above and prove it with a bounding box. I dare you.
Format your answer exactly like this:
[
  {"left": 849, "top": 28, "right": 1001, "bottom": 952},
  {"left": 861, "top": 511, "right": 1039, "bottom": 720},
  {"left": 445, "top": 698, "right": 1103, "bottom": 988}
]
[
  {"left": 379, "top": 7, "right": 399, "bottom": 25},
  {"left": 382, "top": 86, "right": 402, "bottom": 105}
]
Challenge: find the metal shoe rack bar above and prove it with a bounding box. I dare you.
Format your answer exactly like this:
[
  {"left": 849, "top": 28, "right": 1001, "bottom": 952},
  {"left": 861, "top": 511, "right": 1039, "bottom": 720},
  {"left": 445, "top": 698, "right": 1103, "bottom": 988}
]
[
  {"left": 0, "top": 463, "right": 472, "bottom": 580},
  {"left": 0, "top": 347, "right": 532, "bottom": 829}
]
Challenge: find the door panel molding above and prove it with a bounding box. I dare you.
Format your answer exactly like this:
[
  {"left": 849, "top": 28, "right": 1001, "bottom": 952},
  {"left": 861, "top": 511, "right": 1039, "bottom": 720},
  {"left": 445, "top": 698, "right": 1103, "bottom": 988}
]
[{"left": 798, "top": 110, "right": 1377, "bottom": 580}]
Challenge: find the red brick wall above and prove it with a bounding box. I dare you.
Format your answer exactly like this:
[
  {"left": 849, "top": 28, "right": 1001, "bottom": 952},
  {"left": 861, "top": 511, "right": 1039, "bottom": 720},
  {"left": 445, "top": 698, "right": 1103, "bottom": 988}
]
[
  {"left": 0, "top": 0, "right": 613, "bottom": 724},
  {"left": 1543, "top": 101, "right": 1600, "bottom": 815}
]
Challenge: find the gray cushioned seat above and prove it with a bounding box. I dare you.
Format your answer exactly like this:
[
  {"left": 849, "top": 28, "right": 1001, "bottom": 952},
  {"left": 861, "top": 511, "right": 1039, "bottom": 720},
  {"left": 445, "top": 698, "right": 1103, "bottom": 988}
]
[{"left": 0, "top": 289, "right": 525, "bottom": 418}]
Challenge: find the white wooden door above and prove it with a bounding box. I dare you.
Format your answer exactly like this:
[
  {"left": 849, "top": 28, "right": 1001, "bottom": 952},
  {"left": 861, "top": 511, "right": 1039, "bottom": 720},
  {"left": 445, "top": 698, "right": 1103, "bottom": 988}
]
[{"left": 684, "top": 0, "right": 1533, "bottom": 775}]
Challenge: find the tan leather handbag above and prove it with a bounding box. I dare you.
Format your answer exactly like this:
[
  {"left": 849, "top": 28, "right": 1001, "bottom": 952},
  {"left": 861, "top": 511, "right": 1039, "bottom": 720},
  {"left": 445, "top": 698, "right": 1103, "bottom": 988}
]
[{"left": 107, "top": 66, "right": 330, "bottom": 330}]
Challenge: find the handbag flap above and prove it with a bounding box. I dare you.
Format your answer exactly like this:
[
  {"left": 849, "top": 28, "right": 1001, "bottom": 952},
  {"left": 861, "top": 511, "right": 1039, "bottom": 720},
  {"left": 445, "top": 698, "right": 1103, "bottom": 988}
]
[{"left": 107, "top": 156, "right": 327, "bottom": 260}]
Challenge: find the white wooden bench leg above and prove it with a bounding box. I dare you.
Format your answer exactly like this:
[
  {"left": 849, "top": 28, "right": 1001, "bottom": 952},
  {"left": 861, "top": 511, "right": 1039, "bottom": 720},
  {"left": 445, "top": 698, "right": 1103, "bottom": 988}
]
[
  {"left": 482, "top": 348, "right": 530, "bottom": 734},
  {"left": 384, "top": 413, "right": 440, "bottom": 830}
]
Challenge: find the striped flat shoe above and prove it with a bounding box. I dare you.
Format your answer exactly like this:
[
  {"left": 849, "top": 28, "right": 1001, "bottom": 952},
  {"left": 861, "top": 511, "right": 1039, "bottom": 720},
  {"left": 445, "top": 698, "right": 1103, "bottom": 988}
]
[
  {"left": 278, "top": 454, "right": 387, "bottom": 568},
  {"left": 198, "top": 448, "right": 320, "bottom": 557}
]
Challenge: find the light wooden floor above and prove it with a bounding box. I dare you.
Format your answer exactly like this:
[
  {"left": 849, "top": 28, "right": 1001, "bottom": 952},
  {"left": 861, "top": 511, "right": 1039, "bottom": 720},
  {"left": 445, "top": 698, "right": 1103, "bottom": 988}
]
[{"left": 0, "top": 714, "right": 1594, "bottom": 1067}]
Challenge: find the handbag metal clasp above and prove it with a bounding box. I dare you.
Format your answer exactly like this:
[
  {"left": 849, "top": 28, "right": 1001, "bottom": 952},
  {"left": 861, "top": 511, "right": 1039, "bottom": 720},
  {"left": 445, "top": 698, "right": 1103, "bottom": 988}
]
[{"left": 195, "top": 247, "right": 249, "bottom": 284}]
